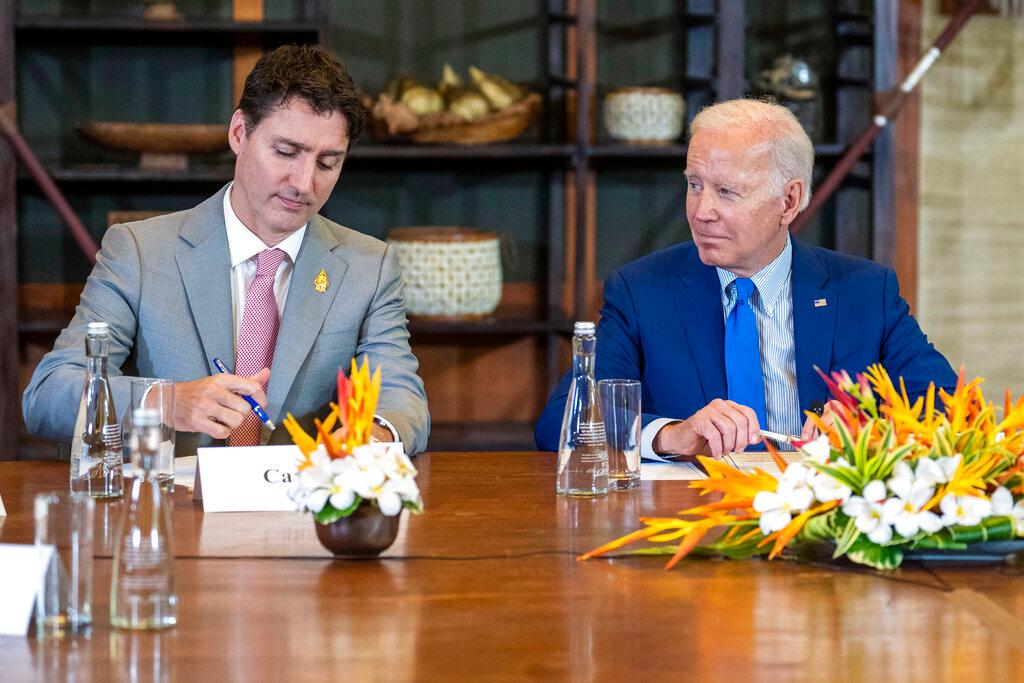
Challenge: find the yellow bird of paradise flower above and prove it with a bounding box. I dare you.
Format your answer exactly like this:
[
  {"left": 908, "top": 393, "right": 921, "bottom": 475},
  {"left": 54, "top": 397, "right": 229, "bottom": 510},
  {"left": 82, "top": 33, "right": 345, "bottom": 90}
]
[{"left": 282, "top": 357, "right": 381, "bottom": 471}]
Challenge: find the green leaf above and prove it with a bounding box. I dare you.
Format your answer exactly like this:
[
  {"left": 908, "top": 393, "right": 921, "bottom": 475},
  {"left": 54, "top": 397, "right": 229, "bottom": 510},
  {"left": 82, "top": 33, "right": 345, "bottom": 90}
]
[
  {"left": 313, "top": 495, "right": 363, "bottom": 525},
  {"left": 608, "top": 546, "right": 680, "bottom": 557},
  {"left": 717, "top": 543, "right": 771, "bottom": 560},
  {"left": 831, "top": 515, "right": 863, "bottom": 558},
  {"left": 871, "top": 442, "right": 916, "bottom": 483},
  {"left": 403, "top": 499, "right": 424, "bottom": 514},
  {"left": 910, "top": 517, "right": 1016, "bottom": 549},
  {"left": 836, "top": 419, "right": 857, "bottom": 464},
  {"left": 810, "top": 462, "right": 864, "bottom": 492},
  {"left": 847, "top": 544, "right": 904, "bottom": 570},
  {"left": 800, "top": 509, "right": 836, "bottom": 541}
]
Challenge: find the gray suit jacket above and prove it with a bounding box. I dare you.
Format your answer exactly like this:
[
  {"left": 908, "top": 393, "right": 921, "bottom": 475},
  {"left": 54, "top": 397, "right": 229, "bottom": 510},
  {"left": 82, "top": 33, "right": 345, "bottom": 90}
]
[{"left": 23, "top": 186, "right": 430, "bottom": 455}]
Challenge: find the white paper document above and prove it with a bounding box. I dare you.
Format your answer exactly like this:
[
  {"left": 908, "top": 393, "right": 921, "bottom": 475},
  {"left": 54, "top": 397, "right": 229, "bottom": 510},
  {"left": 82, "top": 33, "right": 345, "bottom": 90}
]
[
  {"left": 195, "top": 445, "right": 301, "bottom": 512},
  {"left": 641, "top": 461, "right": 707, "bottom": 480},
  {"left": 0, "top": 544, "right": 53, "bottom": 636},
  {"left": 174, "top": 455, "right": 197, "bottom": 490},
  {"left": 723, "top": 451, "right": 804, "bottom": 479}
]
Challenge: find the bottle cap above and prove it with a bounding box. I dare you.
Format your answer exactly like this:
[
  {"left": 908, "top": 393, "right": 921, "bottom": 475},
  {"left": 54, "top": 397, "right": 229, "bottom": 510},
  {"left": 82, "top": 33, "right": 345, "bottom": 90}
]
[
  {"left": 573, "top": 321, "right": 596, "bottom": 334},
  {"left": 132, "top": 407, "right": 159, "bottom": 427},
  {"left": 86, "top": 321, "right": 110, "bottom": 334}
]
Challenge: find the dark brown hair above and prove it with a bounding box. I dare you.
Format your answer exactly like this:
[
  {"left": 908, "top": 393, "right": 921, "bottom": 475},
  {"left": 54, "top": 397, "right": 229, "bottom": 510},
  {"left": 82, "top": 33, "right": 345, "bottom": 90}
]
[{"left": 237, "top": 44, "right": 365, "bottom": 142}]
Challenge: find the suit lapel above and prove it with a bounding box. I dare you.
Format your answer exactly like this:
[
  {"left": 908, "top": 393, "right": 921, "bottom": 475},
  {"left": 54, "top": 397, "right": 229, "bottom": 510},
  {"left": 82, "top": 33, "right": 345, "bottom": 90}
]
[
  {"left": 175, "top": 188, "right": 234, "bottom": 376},
  {"left": 671, "top": 250, "right": 727, "bottom": 404},
  {"left": 791, "top": 238, "right": 836, "bottom": 410},
  {"left": 266, "top": 215, "right": 348, "bottom": 424}
]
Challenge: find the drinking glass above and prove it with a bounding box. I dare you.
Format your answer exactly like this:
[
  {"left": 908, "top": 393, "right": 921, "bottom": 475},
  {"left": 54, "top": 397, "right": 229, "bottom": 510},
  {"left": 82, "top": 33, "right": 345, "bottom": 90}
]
[
  {"left": 34, "top": 492, "right": 94, "bottom": 637},
  {"left": 128, "top": 379, "right": 176, "bottom": 492},
  {"left": 598, "top": 379, "right": 641, "bottom": 490}
]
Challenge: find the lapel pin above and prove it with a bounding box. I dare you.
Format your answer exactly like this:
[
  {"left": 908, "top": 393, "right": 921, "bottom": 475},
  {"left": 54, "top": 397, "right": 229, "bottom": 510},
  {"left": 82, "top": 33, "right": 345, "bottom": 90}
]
[
  {"left": 814, "top": 298, "right": 828, "bottom": 308},
  {"left": 314, "top": 269, "right": 329, "bottom": 293}
]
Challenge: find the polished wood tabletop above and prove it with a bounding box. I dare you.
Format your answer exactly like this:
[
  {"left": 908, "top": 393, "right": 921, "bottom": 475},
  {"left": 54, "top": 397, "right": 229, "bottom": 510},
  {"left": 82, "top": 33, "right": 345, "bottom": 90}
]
[{"left": 1, "top": 452, "right": 1023, "bottom": 681}]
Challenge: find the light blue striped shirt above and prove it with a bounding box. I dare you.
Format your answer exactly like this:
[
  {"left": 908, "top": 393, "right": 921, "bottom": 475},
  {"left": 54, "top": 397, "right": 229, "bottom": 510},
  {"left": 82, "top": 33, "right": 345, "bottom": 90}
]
[
  {"left": 715, "top": 236, "right": 802, "bottom": 445},
  {"left": 641, "top": 236, "right": 801, "bottom": 459}
]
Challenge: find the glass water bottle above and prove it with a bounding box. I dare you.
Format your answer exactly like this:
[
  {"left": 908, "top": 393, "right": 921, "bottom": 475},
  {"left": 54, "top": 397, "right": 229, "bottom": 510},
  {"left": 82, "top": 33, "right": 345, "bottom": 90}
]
[
  {"left": 556, "top": 322, "right": 609, "bottom": 496},
  {"left": 111, "top": 407, "right": 178, "bottom": 630},
  {"left": 70, "top": 321, "right": 123, "bottom": 498}
]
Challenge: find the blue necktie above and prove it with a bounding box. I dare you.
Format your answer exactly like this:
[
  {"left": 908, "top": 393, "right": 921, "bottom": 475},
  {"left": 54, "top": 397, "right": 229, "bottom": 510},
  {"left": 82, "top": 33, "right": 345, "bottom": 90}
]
[{"left": 725, "top": 278, "right": 768, "bottom": 431}]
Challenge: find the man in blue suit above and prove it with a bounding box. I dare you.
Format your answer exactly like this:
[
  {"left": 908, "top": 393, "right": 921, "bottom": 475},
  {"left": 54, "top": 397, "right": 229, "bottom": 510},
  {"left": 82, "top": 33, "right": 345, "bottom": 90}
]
[{"left": 535, "top": 98, "right": 955, "bottom": 460}]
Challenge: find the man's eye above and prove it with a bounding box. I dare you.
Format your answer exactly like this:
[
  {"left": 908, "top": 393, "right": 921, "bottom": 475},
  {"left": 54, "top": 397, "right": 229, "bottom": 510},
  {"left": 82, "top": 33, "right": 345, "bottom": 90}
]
[
  {"left": 687, "top": 181, "right": 701, "bottom": 191},
  {"left": 719, "top": 188, "right": 735, "bottom": 197},
  {"left": 317, "top": 161, "right": 335, "bottom": 171},
  {"left": 275, "top": 149, "right": 297, "bottom": 158}
]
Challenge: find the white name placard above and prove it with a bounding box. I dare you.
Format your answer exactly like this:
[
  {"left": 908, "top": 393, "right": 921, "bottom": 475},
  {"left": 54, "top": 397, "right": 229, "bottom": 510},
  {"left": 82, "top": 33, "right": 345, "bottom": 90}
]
[
  {"left": 0, "top": 492, "right": 6, "bottom": 516},
  {"left": 194, "top": 445, "right": 301, "bottom": 513},
  {"left": 0, "top": 543, "right": 53, "bottom": 636}
]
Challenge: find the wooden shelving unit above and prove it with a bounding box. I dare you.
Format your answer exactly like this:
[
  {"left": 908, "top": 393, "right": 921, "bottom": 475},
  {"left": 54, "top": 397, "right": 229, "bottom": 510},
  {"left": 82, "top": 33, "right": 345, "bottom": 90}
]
[{"left": 1, "top": 0, "right": 896, "bottom": 456}]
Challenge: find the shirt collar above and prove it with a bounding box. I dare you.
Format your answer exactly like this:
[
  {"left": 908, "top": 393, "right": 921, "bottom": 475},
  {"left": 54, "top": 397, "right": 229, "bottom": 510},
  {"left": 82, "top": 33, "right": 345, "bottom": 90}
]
[
  {"left": 716, "top": 234, "right": 793, "bottom": 315},
  {"left": 223, "top": 181, "right": 306, "bottom": 268}
]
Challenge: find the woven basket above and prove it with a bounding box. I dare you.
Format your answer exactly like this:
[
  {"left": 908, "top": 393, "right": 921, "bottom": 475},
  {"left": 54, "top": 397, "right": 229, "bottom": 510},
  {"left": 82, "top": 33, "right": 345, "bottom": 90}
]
[
  {"left": 388, "top": 227, "right": 503, "bottom": 319},
  {"left": 602, "top": 87, "right": 684, "bottom": 143},
  {"left": 366, "top": 93, "right": 542, "bottom": 145}
]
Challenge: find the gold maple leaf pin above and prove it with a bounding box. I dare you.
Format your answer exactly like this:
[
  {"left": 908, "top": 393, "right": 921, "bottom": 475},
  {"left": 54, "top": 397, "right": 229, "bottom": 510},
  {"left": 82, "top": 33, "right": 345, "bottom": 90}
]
[{"left": 314, "top": 269, "right": 329, "bottom": 293}]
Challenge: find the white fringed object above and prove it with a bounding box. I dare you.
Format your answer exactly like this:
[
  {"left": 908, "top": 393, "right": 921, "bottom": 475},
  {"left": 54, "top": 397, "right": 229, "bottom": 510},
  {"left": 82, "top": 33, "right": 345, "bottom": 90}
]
[{"left": 388, "top": 227, "right": 503, "bottom": 319}]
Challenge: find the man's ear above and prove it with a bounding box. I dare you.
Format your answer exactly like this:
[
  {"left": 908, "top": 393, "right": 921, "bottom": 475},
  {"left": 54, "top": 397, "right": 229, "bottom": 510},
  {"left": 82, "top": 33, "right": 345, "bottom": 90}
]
[
  {"left": 779, "top": 178, "right": 805, "bottom": 227},
  {"left": 228, "top": 109, "right": 248, "bottom": 155}
]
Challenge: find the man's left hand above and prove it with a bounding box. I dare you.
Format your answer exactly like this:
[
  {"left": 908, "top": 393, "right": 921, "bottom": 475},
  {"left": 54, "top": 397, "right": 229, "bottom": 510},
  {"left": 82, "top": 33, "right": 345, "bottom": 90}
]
[
  {"left": 330, "top": 422, "right": 395, "bottom": 444},
  {"left": 800, "top": 399, "right": 842, "bottom": 440}
]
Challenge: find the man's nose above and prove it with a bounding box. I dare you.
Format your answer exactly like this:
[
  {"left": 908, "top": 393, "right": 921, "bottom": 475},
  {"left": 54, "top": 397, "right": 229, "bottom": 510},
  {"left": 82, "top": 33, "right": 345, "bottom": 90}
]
[
  {"left": 693, "top": 190, "right": 717, "bottom": 220},
  {"left": 289, "top": 158, "right": 316, "bottom": 195}
]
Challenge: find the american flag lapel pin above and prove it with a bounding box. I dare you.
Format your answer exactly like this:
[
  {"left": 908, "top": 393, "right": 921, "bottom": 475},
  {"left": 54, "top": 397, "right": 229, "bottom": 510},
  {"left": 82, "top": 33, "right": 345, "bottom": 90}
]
[{"left": 814, "top": 298, "right": 828, "bottom": 308}]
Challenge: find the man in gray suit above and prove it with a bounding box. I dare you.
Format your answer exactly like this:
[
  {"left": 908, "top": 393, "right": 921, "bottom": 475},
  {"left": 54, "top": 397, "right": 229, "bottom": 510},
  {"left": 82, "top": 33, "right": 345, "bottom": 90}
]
[{"left": 23, "top": 45, "right": 429, "bottom": 455}]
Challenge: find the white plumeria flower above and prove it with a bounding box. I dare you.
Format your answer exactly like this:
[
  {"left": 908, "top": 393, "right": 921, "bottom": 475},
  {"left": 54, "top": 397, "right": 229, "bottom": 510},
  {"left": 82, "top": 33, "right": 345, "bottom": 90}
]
[
  {"left": 842, "top": 480, "right": 892, "bottom": 544},
  {"left": 939, "top": 493, "right": 992, "bottom": 527},
  {"left": 368, "top": 480, "right": 404, "bottom": 516},
  {"left": 781, "top": 462, "right": 816, "bottom": 486},
  {"left": 289, "top": 447, "right": 336, "bottom": 512},
  {"left": 810, "top": 471, "right": 852, "bottom": 504},
  {"left": 753, "top": 476, "right": 815, "bottom": 536},
  {"left": 882, "top": 463, "right": 942, "bottom": 537},
  {"left": 991, "top": 486, "right": 1014, "bottom": 515},
  {"left": 914, "top": 455, "right": 961, "bottom": 487},
  {"left": 291, "top": 443, "right": 423, "bottom": 516},
  {"left": 989, "top": 486, "right": 1024, "bottom": 535},
  {"left": 800, "top": 434, "right": 833, "bottom": 464}
]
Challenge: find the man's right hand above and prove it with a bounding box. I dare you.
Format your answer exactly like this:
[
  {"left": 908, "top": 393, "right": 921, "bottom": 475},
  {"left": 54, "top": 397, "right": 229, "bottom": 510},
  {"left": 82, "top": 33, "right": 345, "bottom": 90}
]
[
  {"left": 652, "top": 399, "right": 761, "bottom": 459},
  {"left": 174, "top": 368, "right": 271, "bottom": 439}
]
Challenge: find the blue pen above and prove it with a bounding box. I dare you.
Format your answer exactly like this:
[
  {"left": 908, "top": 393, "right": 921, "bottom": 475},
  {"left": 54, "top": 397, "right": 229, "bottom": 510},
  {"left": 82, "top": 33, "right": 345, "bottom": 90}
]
[{"left": 212, "top": 357, "right": 275, "bottom": 430}]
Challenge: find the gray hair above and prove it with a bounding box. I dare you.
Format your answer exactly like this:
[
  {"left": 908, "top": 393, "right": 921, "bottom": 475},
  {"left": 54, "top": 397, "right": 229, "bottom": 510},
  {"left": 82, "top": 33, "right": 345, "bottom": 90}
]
[{"left": 690, "top": 98, "right": 814, "bottom": 211}]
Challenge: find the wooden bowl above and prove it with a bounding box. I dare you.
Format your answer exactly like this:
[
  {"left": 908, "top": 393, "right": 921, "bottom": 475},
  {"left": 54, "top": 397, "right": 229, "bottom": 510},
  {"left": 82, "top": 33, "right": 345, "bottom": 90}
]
[
  {"left": 76, "top": 122, "right": 229, "bottom": 155},
  {"left": 365, "top": 92, "right": 542, "bottom": 145}
]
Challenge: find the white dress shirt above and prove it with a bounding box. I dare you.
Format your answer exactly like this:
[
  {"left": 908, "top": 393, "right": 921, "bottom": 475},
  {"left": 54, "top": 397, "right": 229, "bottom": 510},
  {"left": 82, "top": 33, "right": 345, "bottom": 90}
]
[
  {"left": 222, "top": 184, "right": 398, "bottom": 441},
  {"left": 223, "top": 184, "right": 305, "bottom": 347},
  {"left": 641, "top": 235, "right": 801, "bottom": 460}
]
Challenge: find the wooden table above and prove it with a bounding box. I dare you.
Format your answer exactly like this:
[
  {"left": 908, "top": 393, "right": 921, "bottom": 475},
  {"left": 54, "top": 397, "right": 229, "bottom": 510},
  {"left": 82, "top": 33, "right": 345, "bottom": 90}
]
[{"left": 1, "top": 453, "right": 1023, "bottom": 680}]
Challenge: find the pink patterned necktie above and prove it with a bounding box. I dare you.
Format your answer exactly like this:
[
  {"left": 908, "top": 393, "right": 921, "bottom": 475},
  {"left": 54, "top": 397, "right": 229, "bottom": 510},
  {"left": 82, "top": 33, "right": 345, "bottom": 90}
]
[{"left": 228, "top": 248, "right": 287, "bottom": 446}]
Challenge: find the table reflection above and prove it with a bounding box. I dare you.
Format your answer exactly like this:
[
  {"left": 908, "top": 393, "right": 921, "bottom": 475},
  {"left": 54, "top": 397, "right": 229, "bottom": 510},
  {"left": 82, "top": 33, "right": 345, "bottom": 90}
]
[{"left": 110, "top": 630, "right": 173, "bottom": 683}]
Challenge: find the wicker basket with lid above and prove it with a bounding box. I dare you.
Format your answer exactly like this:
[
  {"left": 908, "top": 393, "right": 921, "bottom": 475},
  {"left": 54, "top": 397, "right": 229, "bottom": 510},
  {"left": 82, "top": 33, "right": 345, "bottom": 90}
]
[{"left": 387, "top": 227, "right": 502, "bottom": 319}]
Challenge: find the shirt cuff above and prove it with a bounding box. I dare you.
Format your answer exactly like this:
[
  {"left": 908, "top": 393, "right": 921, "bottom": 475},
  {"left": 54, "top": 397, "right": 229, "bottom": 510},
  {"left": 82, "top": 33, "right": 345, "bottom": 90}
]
[
  {"left": 371, "top": 415, "right": 401, "bottom": 443},
  {"left": 641, "top": 417, "right": 680, "bottom": 462}
]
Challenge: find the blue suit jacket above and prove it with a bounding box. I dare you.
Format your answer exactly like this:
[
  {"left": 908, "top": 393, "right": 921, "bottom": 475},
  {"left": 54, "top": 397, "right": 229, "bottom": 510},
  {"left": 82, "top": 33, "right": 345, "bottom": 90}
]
[{"left": 535, "top": 238, "right": 956, "bottom": 451}]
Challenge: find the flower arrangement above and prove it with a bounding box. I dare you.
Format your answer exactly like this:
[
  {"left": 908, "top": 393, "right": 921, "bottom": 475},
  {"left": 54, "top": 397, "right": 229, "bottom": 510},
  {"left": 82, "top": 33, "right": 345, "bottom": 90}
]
[
  {"left": 282, "top": 357, "right": 423, "bottom": 524},
  {"left": 581, "top": 365, "right": 1024, "bottom": 570}
]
